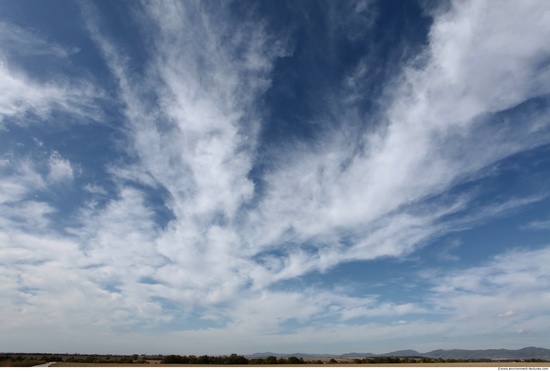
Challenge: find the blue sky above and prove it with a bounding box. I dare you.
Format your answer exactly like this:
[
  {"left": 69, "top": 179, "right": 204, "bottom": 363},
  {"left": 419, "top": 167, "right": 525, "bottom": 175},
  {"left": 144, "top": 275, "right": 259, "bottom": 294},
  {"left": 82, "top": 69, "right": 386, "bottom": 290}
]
[{"left": 1, "top": 0, "right": 550, "bottom": 355}]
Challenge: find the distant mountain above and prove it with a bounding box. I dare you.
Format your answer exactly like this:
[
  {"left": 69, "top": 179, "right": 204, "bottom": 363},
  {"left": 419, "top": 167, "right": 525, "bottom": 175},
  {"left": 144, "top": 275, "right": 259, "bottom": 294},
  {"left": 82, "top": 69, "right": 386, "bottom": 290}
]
[
  {"left": 247, "top": 352, "right": 279, "bottom": 358},
  {"left": 247, "top": 352, "right": 336, "bottom": 359},
  {"left": 246, "top": 347, "right": 550, "bottom": 361},
  {"left": 423, "top": 347, "right": 550, "bottom": 360},
  {"left": 380, "top": 349, "right": 421, "bottom": 357},
  {"left": 339, "top": 352, "right": 375, "bottom": 358}
]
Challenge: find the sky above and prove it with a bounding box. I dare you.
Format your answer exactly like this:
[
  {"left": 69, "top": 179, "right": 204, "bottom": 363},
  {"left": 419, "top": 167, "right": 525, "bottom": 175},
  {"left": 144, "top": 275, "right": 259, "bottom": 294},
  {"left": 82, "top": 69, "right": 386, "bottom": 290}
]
[{"left": 1, "top": 0, "right": 550, "bottom": 356}]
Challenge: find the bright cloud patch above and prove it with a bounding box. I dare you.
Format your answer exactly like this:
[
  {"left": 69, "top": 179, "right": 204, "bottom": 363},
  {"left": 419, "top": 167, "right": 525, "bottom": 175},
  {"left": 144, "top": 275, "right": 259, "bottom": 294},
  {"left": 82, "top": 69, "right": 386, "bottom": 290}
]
[
  {"left": 48, "top": 151, "right": 74, "bottom": 183},
  {"left": 1, "top": 0, "right": 550, "bottom": 355}
]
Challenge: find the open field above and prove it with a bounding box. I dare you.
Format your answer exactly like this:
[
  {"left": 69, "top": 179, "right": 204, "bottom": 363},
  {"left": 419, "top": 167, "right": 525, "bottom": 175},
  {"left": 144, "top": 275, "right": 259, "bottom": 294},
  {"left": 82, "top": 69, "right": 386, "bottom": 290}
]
[{"left": 51, "top": 361, "right": 550, "bottom": 367}]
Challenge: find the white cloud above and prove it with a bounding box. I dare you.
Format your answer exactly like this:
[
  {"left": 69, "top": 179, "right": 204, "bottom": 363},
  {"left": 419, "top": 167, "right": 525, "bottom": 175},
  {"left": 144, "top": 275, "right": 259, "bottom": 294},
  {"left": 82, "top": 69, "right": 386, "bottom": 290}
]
[
  {"left": 81, "top": 0, "right": 290, "bottom": 305},
  {"left": 83, "top": 183, "right": 107, "bottom": 195},
  {"left": 48, "top": 151, "right": 74, "bottom": 183},
  {"left": 0, "top": 21, "right": 79, "bottom": 59},
  {"left": 499, "top": 310, "right": 517, "bottom": 318},
  {"left": 72, "top": 0, "right": 550, "bottom": 328},
  {"left": 521, "top": 218, "right": 550, "bottom": 231},
  {"left": 0, "top": 58, "right": 100, "bottom": 126},
  {"left": 0, "top": 158, "right": 45, "bottom": 204},
  {"left": 427, "top": 247, "right": 550, "bottom": 338},
  {"left": 239, "top": 0, "right": 550, "bottom": 281},
  {"left": 0, "top": 21, "right": 101, "bottom": 127},
  {"left": 2, "top": 0, "right": 550, "bottom": 354}
]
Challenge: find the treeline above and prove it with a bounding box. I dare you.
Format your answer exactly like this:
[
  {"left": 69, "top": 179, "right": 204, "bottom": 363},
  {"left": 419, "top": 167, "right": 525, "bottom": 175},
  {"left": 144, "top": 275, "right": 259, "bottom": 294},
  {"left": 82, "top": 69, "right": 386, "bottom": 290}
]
[
  {"left": 160, "top": 354, "right": 550, "bottom": 365},
  {"left": 351, "top": 357, "right": 445, "bottom": 364},
  {"left": 61, "top": 356, "right": 138, "bottom": 364},
  {"left": 351, "top": 357, "right": 550, "bottom": 364},
  {"left": 161, "top": 353, "right": 249, "bottom": 364},
  {"left": 250, "top": 356, "right": 308, "bottom": 364},
  {"left": 0, "top": 355, "right": 62, "bottom": 367},
  {"left": 161, "top": 354, "right": 309, "bottom": 364}
]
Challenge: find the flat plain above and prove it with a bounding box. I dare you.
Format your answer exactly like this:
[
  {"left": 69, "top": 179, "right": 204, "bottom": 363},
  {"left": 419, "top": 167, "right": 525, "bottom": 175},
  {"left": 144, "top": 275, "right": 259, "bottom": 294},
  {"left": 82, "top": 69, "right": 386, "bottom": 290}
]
[{"left": 50, "top": 361, "right": 550, "bottom": 367}]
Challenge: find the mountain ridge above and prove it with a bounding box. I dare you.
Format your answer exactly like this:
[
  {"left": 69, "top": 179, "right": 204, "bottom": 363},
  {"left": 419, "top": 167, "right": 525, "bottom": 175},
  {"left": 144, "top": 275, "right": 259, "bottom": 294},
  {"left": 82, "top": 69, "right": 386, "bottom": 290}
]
[{"left": 247, "top": 347, "right": 550, "bottom": 360}]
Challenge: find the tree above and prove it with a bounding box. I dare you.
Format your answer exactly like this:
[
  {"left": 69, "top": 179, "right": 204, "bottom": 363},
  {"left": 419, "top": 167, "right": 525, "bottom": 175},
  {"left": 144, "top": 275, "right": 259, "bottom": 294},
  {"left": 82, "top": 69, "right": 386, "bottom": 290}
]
[
  {"left": 161, "top": 355, "right": 187, "bottom": 364},
  {"left": 287, "top": 356, "right": 305, "bottom": 364},
  {"left": 227, "top": 353, "right": 249, "bottom": 364},
  {"left": 197, "top": 355, "right": 211, "bottom": 364}
]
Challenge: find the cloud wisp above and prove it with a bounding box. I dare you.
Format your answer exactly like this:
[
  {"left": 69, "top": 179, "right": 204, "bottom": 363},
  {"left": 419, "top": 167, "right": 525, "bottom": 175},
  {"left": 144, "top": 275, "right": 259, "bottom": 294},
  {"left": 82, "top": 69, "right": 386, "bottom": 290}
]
[
  {"left": 0, "top": 20, "right": 101, "bottom": 127},
  {"left": 242, "top": 0, "right": 550, "bottom": 282}
]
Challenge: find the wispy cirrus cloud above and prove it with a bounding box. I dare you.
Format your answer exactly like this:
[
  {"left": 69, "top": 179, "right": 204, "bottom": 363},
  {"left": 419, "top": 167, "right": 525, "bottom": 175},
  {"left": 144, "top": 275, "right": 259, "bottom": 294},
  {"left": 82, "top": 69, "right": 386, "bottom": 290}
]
[
  {"left": 0, "top": 15, "right": 109, "bottom": 349},
  {"left": 521, "top": 218, "right": 550, "bottom": 231},
  {"left": 422, "top": 246, "right": 550, "bottom": 348},
  {"left": 242, "top": 0, "right": 550, "bottom": 284},
  {"left": 0, "top": 59, "right": 102, "bottom": 126},
  {"left": 0, "top": 21, "right": 79, "bottom": 59},
  {"left": 78, "top": 0, "right": 290, "bottom": 312},
  {"left": 0, "top": 20, "right": 101, "bottom": 126},
  {"left": 2, "top": 0, "right": 550, "bottom": 355},
  {"left": 74, "top": 0, "right": 550, "bottom": 334}
]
